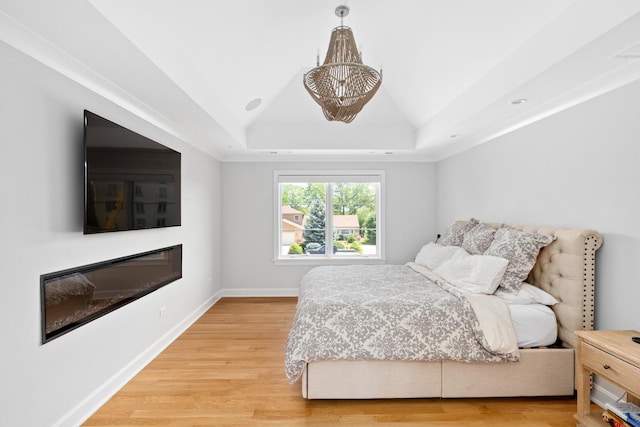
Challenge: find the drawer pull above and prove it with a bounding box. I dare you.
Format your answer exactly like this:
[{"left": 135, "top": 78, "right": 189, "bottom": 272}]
[{"left": 603, "top": 364, "right": 611, "bottom": 369}]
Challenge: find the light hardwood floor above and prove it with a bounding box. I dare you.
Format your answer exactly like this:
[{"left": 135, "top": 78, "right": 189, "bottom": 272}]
[{"left": 84, "top": 297, "right": 582, "bottom": 426}]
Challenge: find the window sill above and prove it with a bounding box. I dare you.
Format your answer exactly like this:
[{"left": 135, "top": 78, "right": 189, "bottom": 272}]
[{"left": 273, "top": 256, "right": 385, "bottom": 266}]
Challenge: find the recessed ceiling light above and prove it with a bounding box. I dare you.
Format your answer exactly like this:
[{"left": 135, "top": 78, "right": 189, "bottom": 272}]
[
  {"left": 510, "top": 98, "right": 528, "bottom": 105},
  {"left": 245, "top": 98, "right": 262, "bottom": 111}
]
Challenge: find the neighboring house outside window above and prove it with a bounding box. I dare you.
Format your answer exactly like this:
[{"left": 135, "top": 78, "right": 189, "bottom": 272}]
[
  {"left": 333, "top": 214, "right": 360, "bottom": 238},
  {"left": 281, "top": 205, "right": 305, "bottom": 245},
  {"left": 274, "top": 170, "right": 384, "bottom": 265}
]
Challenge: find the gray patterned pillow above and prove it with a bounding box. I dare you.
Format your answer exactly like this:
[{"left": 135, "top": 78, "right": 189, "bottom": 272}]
[
  {"left": 439, "top": 218, "right": 479, "bottom": 246},
  {"left": 484, "top": 225, "right": 555, "bottom": 292},
  {"left": 461, "top": 223, "right": 496, "bottom": 255}
]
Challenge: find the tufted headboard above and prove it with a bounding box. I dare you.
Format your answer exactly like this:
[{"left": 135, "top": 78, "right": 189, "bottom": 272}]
[{"left": 456, "top": 222, "right": 603, "bottom": 350}]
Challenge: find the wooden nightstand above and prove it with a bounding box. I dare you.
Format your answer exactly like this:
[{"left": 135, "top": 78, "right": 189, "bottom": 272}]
[{"left": 574, "top": 330, "right": 640, "bottom": 426}]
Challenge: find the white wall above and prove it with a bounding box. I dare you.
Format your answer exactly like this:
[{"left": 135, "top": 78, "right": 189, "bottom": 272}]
[
  {"left": 0, "top": 42, "right": 222, "bottom": 426},
  {"left": 221, "top": 161, "right": 436, "bottom": 294},
  {"left": 436, "top": 78, "right": 640, "bottom": 332}
]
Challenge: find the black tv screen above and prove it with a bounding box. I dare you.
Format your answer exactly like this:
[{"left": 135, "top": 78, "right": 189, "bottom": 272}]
[{"left": 84, "top": 110, "right": 181, "bottom": 234}]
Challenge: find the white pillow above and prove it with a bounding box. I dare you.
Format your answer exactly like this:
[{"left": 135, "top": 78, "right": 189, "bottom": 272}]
[
  {"left": 414, "top": 242, "right": 464, "bottom": 270},
  {"left": 494, "top": 283, "right": 559, "bottom": 305},
  {"left": 434, "top": 249, "right": 509, "bottom": 294}
]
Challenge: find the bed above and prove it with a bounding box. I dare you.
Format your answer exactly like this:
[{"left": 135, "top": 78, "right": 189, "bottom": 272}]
[{"left": 285, "top": 221, "right": 602, "bottom": 399}]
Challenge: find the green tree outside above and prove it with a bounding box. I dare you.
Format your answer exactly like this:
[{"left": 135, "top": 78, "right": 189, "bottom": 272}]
[
  {"left": 333, "top": 183, "right": 376, "bottom": 215},
  {"left": 303, "top": 198, "right": 326, "bottom": 244},
  {"left": 363, "top": 213, "right": 376, "bottom": 243}
]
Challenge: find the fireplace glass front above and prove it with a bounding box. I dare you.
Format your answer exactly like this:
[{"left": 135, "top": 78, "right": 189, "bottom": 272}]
[{"left": 41, "top": 244, "right": 182, "bottom": 343}]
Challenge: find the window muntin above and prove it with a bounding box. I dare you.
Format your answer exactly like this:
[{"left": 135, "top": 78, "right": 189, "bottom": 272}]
[{"left": 275, "top": 171, "right": 383, "bottom": 263}]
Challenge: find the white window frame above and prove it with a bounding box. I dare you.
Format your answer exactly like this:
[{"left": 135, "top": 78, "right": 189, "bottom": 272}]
[{"left": 274, "top": 170, "right": 385, "bottom": 265}]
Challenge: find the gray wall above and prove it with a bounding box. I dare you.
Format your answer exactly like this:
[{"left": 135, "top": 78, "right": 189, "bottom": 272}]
[
  {"left": 436, "top": 78, "right": 640, "bottom": 331},
  {"left": 221, "top": 161, "right": 437, "bottom": 294},
  {"left": 0, "top": 42, "right": 222, "bottom": 426}
]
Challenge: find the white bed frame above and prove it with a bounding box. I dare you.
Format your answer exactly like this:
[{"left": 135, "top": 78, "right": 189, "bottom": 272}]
[{"left": 301, "top": 224, "right": 603, "bottom": 399}]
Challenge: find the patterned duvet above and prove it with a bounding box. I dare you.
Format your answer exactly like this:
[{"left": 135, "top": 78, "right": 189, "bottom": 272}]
[{"left": 285, "top": 264, "right": 519, "bottom": 384}]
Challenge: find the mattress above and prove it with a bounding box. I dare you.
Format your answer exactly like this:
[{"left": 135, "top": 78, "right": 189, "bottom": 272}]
[{"left": 509, "top": 303, "right": 557, "bottom": 348}]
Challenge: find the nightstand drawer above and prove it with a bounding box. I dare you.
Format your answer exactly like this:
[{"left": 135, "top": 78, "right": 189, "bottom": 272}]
[{"left": 581, "top": 341, "right": 640, "bottom": 396}]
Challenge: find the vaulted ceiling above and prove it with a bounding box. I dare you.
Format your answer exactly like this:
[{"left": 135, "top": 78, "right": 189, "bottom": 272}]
[{"left": 2, "top": 0, "right": 640, "bottom": 161}]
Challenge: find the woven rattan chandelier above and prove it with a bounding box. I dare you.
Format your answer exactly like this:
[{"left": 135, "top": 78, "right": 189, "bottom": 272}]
[{"left": 303, "top": 5, "right": 382, "bottom": 123}]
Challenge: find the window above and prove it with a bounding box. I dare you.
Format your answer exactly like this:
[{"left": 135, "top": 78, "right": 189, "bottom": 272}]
[
  {"left": 107, "top": 184, "right": 119, "bottom": 197},
  {"left": 275, "top": 171, "right": 384, "bottom": 263}
]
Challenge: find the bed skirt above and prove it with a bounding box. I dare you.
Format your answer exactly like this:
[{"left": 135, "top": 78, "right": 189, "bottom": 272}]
[{"left": 301, "top": 348, "right": 575, "bottom": 399}]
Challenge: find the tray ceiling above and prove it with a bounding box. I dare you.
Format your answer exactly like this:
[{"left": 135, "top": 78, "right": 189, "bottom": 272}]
[{"left": 2, "top": 0, "right": 640, "bottom": 161}]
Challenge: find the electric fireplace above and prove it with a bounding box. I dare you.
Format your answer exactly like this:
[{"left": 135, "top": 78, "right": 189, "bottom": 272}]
[{"left": 41, "top": 245, "right": 182, "bottom": 343}]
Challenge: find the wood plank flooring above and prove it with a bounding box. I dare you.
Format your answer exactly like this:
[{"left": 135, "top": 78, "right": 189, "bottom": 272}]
[{"left": 84, "top": 297, "right": 582, "bottom": 426}]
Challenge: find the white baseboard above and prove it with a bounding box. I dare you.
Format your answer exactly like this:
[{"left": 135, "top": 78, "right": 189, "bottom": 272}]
[
  {"left": 55, "top": 290, "right": 223, "bottom": 427},
  {"left": 220, "top": 288, "right": 299, "bottom": 297},
  {"left": 591, "top": 379, "right": 627, "bottom": 408}
]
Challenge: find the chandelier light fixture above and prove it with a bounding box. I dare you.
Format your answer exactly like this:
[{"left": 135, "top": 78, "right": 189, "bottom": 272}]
[{"left": 303, "top": 5, "right": 382, "bottom": 123}]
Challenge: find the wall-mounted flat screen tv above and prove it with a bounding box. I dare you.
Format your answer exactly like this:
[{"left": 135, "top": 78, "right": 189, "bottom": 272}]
[{"left": 84, "top": 110, "right": 181, "bottom": 234}]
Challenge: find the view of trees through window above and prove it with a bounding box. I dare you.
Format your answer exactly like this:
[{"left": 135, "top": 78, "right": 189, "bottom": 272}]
[{"left": 280, "top": 182, "right": 378, "bottom": 257}]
